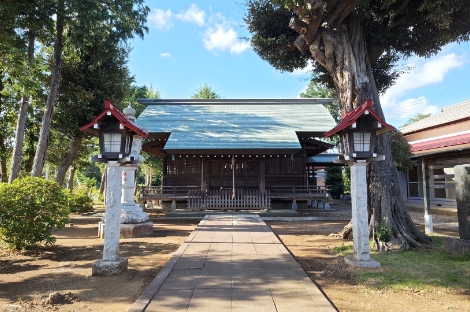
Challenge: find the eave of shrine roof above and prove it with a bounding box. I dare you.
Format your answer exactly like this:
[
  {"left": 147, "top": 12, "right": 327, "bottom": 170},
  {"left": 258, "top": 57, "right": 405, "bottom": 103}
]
[{"left": 136, "top": 101, "right": 336, "bottom": 151}]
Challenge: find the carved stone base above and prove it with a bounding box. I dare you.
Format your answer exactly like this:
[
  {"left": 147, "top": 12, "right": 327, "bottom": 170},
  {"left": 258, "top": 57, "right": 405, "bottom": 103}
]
[
  {"left": 98, "top": 221, "right": 154, "bottom": 238},
  {"left": 443, "top": 237, "right": 470, "bottom": 255},
  {"left": 344, "top": 255, "right": 381, "bottom": 268},
  {"left": 121, "top": 204, "right": 149, "bottom": 224},
  {"left": 92, "top": 257, "right": 128, "bottom": 276}
]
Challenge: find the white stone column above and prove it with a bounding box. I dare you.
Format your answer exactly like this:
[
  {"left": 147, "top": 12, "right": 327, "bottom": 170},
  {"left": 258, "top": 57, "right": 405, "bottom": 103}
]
[
  {"left": 119, "top": 131, "right": 149, "bottom": 224},
  {"left": 120, "top": 164, "right": 149, "bottom": 224},
  {"left": 92, "top": 161, "right": 128, "bottom": 276},
  {"left": 345, "top": 160, "right": 380, "bottom": 268},
  {"left": 350, "top": 161, "right": 370, "bottom": 261},
  {"left": 103, "top": 161, "right": 122, "bottom": 261}
]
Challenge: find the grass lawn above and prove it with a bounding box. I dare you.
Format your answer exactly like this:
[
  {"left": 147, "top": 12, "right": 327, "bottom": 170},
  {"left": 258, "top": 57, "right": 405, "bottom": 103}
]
[{"left": 335, "top": 235, "right": 470, "bottom": 292}]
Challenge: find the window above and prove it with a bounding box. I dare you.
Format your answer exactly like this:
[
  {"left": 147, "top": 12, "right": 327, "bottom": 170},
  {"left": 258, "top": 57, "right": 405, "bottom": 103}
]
[
  {"left": 432, "top": 167, "right": 456, "bottom": 200},
  {"left": 342, "top": 133, "right": 350, "bottom": 153},
  {"left": 408, "top": 166, "right": 423, "bottom": 198},
  {"left": 103, "top": 133, "right": 121, "bottom": 153},
  {"left": 353, "top": 132, "right": 371, "bottom": 152}
]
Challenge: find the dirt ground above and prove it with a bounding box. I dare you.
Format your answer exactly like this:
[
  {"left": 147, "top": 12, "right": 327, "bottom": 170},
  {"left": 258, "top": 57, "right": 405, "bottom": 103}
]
[
  {"left": 0, "top": 205, "right": 468, "bottom": 312},
  {"left": 267, "top": 220, "right": 470, "bottom": 312},
  {"left": 0, "top": 220, "right": 198, "bottom": 312}
]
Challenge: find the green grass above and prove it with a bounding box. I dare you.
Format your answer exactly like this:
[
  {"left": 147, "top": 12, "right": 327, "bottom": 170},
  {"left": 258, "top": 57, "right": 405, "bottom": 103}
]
[{"left": 347, "top": 235, "right": 470, "bottom": 292}]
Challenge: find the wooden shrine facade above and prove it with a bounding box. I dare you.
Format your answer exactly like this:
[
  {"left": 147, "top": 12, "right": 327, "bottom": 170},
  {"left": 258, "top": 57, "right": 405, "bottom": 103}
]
[{"left": 135, "top": 99, "right": 337, "bottom": 210}]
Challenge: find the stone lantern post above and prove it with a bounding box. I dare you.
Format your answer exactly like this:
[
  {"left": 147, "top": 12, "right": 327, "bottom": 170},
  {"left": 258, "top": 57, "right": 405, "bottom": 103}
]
[
  {"left": 119, "top": 104, "right": 153, "bottom": 237},
  {"left": 80, "top": 100, "right": 149, "bottom": 276},
  {"left": 324, "top": 99, "right": 395, "bottom": 268}
]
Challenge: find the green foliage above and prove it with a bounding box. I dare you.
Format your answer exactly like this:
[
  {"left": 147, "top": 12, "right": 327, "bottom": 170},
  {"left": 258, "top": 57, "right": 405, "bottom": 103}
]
[
  {"left": 67, "top": 188, "right": 94, "bottom": 214},
  {"left": 332, "top": 243, "right": 354, "bottom": 255},
  {"left": 342, "top": 166, "right": 351, "bottom": 194},
  {"left": 191, "top": 83, "right": 221, "bottom": 99},
  {"left": 402, "top": 113, "right": 431, "bottom": 127},
  {"left": 245, "top": 0, "right": 470, "bottom": 92},
  {"left": 300, "top": 79, "right": 341, "bottom": 122},
  {"left": 325, "top": 166, "right": 344, "bottom": 199},
  {"left": 389, "top": 130, "right": 415, "bottom": 172},
  {"left": 0, "top": 177, "right": 69, "bottom": 250},
  {"left": 376, "top": 218, "right": 392, "bottom": 242},
  {"left": 245, "top": 0, "right": 310, "bottom": 72}
]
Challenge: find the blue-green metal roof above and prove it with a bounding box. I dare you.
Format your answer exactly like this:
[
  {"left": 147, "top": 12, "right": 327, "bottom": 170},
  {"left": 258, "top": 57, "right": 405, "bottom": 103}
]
[
  {"left": 307, "top": 153, "right": 341, "bottom": 165},
  {"left": 136, "top": 99, "right": 336, "bottom": 152}
]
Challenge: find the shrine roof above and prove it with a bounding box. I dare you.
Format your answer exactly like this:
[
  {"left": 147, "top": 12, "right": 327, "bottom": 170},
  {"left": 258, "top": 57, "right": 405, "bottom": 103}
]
[
  {"left": 400, "top": 100, "right": 470, "bottom": 135},
  {"left": 135, "top": 99, "right": 336, "bottom": 152}
]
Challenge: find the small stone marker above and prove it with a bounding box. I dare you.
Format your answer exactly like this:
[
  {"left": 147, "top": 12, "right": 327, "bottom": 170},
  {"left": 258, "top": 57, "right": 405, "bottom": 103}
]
[
  {"left": 454, "top": 165, "right": 470, "bottom": 240},
  {"left": 444, "top": 165, "right": 470, "bottom": 255}
]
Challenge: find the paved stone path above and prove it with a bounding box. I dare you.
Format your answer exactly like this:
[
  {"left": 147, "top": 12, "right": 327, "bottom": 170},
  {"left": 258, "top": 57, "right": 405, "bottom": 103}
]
[{"left": 129, "top": 214, "right": 336, "bottom": 312}]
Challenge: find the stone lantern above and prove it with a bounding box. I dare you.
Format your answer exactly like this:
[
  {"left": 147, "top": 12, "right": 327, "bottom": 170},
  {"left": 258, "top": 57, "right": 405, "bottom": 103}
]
[
  {"left": 325, "top": 99, "right": 395, "bottom": 268},
  {"left": 80, "top": 100, "right": 148, "bottom": 276}
]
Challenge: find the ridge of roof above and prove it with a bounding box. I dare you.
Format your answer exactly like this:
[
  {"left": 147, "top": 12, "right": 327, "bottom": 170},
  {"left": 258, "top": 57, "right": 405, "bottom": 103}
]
[
  {"left": 136, "top": 98, "right": 334, "bottom": 105},
  {"left": 401, "top": 100, "right": 470, "bottom": 134},
  {"left": 80, "top": 100, "right": 148, "bottom": 138}
]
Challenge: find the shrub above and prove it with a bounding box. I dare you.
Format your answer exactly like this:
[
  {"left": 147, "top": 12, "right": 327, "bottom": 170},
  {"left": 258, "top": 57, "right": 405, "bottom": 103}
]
[
  {"left": 0, "top": 177, "right": 70, "bottom": 250},
  {"left": 376, "top": 218, "right": 392, "bottom": 242},
  {"left": 68, "top": 188, "right": 94, "bottom": 214},
  {"left": 325, "top": 166, "right": 344, "bottom": 199}
]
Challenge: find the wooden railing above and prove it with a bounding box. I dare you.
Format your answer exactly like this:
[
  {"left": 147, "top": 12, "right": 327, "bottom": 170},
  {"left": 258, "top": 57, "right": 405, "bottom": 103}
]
[
  {"left": 269, "top": 185, "right": 329, "bottom": 198},
  {"left": 139, "top": 185, "right": 330, "bottom": 210},
  {"left": 139, "top": 186, "right": 200, "bottom": 198},
  {"left": 188, "top": 189, "right": 271, "bottom": 210}
]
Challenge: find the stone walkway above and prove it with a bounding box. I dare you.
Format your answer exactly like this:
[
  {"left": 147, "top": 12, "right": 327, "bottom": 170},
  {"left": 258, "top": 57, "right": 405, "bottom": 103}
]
[{"left": 129, "top": 214, "right": 336, "bottom": 312}]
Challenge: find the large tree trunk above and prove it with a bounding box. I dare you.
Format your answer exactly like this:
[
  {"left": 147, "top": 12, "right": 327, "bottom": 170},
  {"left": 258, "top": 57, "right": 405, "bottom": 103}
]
[
  {"left": 291, "top": 8, "right": 432, "bottom": 248},
  {"left": 31, "top": 1, "right": 64, "bottom": 177},
  {"left": 0, "top": 134, "right": 7, "bottom": 182},
  {"left": 9, "top": 31, "right": 35, "bottom": 183},
  {"left": 55, "top": 136, "right": 83, "bottom": 186},
  {"left": 67, "top": 165, "right": 76, "bottom": 192}
]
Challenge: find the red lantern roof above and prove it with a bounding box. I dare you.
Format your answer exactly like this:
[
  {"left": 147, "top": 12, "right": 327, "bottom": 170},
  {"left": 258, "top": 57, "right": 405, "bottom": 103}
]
[
  {"left": 324, "top": 99, "right": 395, "bottom": 138},
  {"left": 80, "top": 100, "right": 148, "bottom": 138}
]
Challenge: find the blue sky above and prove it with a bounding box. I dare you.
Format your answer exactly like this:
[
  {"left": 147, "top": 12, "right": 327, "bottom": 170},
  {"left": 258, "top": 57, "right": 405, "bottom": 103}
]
[{"left": 128, "top": 1, "right": 470, "bottom": 128}]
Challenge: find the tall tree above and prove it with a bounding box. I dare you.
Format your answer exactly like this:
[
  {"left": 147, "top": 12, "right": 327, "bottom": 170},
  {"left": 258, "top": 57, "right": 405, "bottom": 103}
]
[
  {"left": 245, "top": 0, "right": 470, "bottom": 248},
  {"left": 52, "top": 35, "right": 134, "bottom": 186},
  {"left": 191, "top": 83, "right": 221, "bottom": 99},
  {"left": 31, "top": 0, "right": 149, "bottom": 177}
]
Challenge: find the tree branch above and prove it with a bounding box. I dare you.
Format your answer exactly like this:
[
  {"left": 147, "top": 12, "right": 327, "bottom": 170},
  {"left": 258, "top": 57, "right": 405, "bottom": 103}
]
[
  {"left": 326, "top": 0, "right": 358, "bottom": 27},
  {"left": 391, "top": 0, "right": 411, "bottom": 23},
  {"left": 309, "top": 32, "right": 326, "bottom": 67}
]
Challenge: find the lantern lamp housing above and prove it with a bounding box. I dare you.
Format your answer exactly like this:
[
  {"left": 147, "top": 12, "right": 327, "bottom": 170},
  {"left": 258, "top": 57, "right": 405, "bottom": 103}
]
[
  {"left": 97, "top": 116, "right": 133, "bottom": 161},
  {"left": 80, "top": 100, "right": 148, "bottom": 164},
  {"left": 324, "top": 99, "right": 395, "bottom": 164}
]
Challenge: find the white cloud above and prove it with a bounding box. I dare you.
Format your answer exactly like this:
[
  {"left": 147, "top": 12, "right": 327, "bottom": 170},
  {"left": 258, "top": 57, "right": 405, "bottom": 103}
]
[
  {"left": 203, "top": 23, "right": 250, "bottom": 54},
  {"left": 385, "top": 96, "right": 440, "bottom": 123},
  {"left": 175, "top": 4, "right": 205, "bottom": 26},
  {"left": 160, "top": 52, "right": 172, "bottom": 58},
  {"left": 148, "top": 8, "right": 173, "bottom": 29},
  {"left": 381, "top": 53, "right": 464, "bottom": 109}
]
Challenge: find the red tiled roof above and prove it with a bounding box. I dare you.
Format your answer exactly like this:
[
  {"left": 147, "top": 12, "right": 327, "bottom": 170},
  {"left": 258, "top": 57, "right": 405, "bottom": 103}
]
[
  {"left": 324, "top": 99, "right": 395, "bottom": 138},
  {"left": 80, "top": 100, "right": 148, "bottom": 138},
  {"left": 410, "top": 133, "right": 470, "bottom": 152}
]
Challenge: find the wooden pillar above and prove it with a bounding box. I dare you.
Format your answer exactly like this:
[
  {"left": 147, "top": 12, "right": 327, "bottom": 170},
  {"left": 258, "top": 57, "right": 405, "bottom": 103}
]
[
  {"left": 302, "top": 152, "right": 307, "bottom": 186},
  {"left": 201, "top": 159, "right": 207, "bottom": 191},
  {"left": 421, "top": 159, "right": 433, "bottom": 233},
  {"left": 162, "top": 153, "right": 167, "bottom": 187},
  {"left": 259, "top": 158, "right": 265, "bottom": 192}
]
